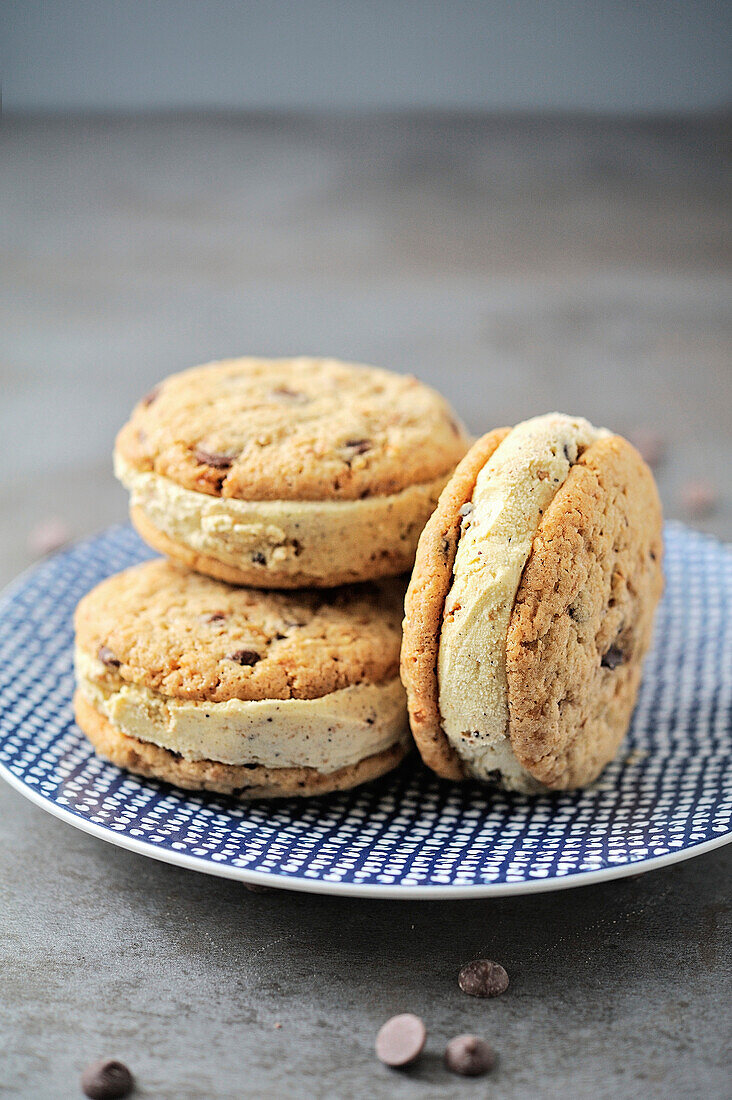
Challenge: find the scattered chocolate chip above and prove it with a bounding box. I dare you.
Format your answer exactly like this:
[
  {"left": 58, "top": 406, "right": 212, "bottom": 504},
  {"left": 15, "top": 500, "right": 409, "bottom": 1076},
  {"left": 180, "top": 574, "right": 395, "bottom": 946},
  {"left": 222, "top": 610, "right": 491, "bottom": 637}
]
[
  {"left": 81, "top": 1059, "right": 134, "bottom": 1099},
  {"left": 140, "top": 385, "right": 160, "bottom": 407},
  {"left": 193, "top": 447, "right": 236, "bottom": 470},
  {"left": 97, "top": 646, "right": 121, "bottom": 669},
  {"left": 251, "top": 552, "right": 266, "bottom": 565},
  {"left": 228, "top": 649, "right": 261, "bottom": 666},
  {"left": 375, "top": 1013, "right": 426, "bottom": 1068},
  {"left": 27, "top": 517, "right": 72, "bottom": 558},
  {"left": 270, "top": 386, "right": 308, "bottom": 403},
  {"left": 680, "top": 479, "right": 718, "bottom": 518},
  {"left": 205, "top": 612, "right": 227, "bottom": 623},
  {"left": 458, "top": 959, "right": 509, "bottom": 998},
  {"left": 601, "top": 645, "right": 624, "bottom": 670},
  {"left": 444, "top": 1035, "right": 495, "bottom": 1077},
  {"left": 627, "top": 427, "right": 665, "bottom": 468}
]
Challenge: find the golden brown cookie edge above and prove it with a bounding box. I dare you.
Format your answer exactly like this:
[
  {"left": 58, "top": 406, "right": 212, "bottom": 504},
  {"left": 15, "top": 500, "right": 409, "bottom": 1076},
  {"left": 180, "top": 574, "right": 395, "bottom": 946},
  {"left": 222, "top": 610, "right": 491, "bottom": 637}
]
[
  {"left": 74, "top": 692, "right": 410, "bottom": 798},
  {"left": 400, "top": 428, "right": 511, "bottom": 780}
]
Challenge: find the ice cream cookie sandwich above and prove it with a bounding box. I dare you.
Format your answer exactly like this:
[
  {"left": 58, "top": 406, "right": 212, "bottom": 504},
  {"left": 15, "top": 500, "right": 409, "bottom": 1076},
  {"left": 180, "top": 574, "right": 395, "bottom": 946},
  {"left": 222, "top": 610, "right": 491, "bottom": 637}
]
[
  {"left": 401, "top": 413, "right": 663, "bottom": 791},
  {"left": 115, "top": 357, "right": 470, "bottom": 587},
  {"left": 74, "top": 560, "right": 410, "bottom": 798}
]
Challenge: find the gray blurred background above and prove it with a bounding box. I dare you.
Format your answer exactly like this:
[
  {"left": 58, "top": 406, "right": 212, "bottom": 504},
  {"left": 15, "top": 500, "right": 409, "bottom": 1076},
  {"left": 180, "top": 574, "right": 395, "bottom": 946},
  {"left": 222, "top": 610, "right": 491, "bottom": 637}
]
[
  {"left": 1, "top": 0, "right": 730, "bottom": 586},
  {"left": 2, "top": 7, "right": 732, "bottom": 1100}
]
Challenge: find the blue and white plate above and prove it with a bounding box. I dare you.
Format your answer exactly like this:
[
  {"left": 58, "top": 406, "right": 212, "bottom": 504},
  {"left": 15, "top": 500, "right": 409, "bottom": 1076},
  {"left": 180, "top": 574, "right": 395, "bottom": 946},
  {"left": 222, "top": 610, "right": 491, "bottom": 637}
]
[{"left": 0, "top": 524, "right": 730, "bottom": 898}]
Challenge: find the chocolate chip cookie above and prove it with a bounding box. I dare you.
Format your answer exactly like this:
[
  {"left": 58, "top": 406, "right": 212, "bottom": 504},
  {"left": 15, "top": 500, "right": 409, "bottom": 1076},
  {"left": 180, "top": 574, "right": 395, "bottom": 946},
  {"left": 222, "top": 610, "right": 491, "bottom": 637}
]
[
  {"left": 74, "top": 559, "right": 411, "bottom": 797},
  {"left": 115, "top": 357, "right": 470, "bottom": 587}
]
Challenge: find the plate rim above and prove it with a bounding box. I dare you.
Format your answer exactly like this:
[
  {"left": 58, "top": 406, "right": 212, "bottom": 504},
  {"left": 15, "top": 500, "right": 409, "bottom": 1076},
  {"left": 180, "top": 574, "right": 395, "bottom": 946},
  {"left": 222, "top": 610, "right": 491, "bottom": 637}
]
[
  {"left": 1, "top": 521, "right": 731, "bottom": 901},
  {"left": 2, "top": 758, "right": 730, "bottom": 900}
]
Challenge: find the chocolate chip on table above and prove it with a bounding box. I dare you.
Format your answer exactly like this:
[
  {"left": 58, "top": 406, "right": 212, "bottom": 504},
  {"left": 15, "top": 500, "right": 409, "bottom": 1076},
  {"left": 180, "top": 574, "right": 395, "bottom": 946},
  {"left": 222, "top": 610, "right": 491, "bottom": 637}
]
[
  {"left": 375, "top": 1013, "right": 426, "bottom": 1068},
  {"left": 458, "top": 958, "right": 509, "bottom": 998},
  {"left": 227, "top": 649, "right": 261, "bottom": 666},
  {"left": 601, "top": 645, "right": 624, "bottom": 670},
  {"left": 679, "top": 478, "right": 717, "bottom": 518},
  {"left": 444, "top": 1035, "right": 495, "bottom": 1077},
  {"left": 81, "top": 1059, "right": 134, "bottom": 1099},
  {"left": 627, "top": 426, "right": 665, "bottom": 468},
  {"left": 193, "top": 447, "right": 236, "bottom": 470},
  {"left": 27, "top": 516, "right": 72, "bottom": 558},
  {"left": 97, "top": 646, "right": 121, "bottom": 669}
]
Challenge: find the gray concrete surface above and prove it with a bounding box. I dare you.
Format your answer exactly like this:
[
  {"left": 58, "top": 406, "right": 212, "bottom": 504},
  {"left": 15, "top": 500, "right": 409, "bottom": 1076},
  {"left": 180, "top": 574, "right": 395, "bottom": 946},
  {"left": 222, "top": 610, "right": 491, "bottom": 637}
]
[{"left": 1, "top": 114, "right": 731, "bottom": 1098}]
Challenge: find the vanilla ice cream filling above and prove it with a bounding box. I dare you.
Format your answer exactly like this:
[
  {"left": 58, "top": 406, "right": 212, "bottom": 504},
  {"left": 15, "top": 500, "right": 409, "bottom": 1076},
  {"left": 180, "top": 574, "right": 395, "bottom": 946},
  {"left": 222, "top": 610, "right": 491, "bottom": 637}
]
[
  {"left": 115, "top": 453, "right": 447, "bottom": 582},
  {"left": 76, "top": 650, "right": 409, "bottom": 774},
  {"left": 438, "top": 414, "right": 608, "bottom": 791}
]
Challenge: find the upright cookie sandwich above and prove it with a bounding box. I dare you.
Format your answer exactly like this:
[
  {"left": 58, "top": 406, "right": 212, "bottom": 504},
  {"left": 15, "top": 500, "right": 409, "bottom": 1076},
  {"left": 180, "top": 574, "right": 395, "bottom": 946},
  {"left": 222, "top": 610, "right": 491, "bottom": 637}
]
[
  {"left": 74, "top": 560, "right": 410, "bottom": 798},
  {"left": 401, "top": 413, "right": 664, "bottom": 791},
  {"left": 115, "top": 357, "right": 470, "bottom": 587}
]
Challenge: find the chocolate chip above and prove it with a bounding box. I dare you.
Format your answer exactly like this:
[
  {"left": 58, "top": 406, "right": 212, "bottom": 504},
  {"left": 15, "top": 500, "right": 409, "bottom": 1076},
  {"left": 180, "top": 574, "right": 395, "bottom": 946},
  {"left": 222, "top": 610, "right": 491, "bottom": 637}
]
[
  {"left": 601, "top": 645, "right": 624, "bottom": 670},
  {"left": 251, "top": 552, "right": 266, "bottom": 565},
  {"left": 81, "top": 1059, "right": 134, "bottom": 1099},
  {"left": 375, "top": 1013, "right": 426, "bottom": 1068},
  {"left": 97, "top": 646, "right": 121, "bottom": 669},
  {"left": 562, "top": 442, "right": 573, "bottom": 463},
  {"left": 343, "top": 439, "right": 372, "bottom": 456},
  {"left": 680, "top": 478, "right": 717, "bottom": 518},
  {"left": 568, "top": 601, "right": 589, "bottom": 623},
  {"left": 458, "top": 959, "right": 509, "bottom": 998},
  {"left": 228, "top": 649, "right": 261, "bottom": 666},
  {"left": 140, "top": 385, "right": 160, "bottom": 407},
  {"left": 193, "top": 447, "right": 236, "bottom": 469},
  {"left": 271, "top": 386, "right": 308, "bottom": 403},
  {"left": 444, "top": 1035, "right": 495, "bottom": 1077},
  {"left": 628, "top": 426, "right": 665, "bottom": 468},
  {"left": 205, "top": 612, "right": 227, "bottom": 623}
]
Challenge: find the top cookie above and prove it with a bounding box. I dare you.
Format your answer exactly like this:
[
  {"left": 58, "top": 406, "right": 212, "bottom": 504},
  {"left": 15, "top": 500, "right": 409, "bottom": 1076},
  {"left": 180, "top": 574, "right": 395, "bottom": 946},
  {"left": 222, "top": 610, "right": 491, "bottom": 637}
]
[{"left": 116, "top": 357, "right": 468, "bottom": 502}]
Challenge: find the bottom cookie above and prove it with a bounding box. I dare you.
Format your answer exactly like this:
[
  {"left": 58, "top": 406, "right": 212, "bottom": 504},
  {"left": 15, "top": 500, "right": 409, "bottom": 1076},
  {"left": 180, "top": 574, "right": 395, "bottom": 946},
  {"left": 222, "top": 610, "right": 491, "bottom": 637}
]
[{"left": 75, "top": 692, "right": 410, "bottom": 799}]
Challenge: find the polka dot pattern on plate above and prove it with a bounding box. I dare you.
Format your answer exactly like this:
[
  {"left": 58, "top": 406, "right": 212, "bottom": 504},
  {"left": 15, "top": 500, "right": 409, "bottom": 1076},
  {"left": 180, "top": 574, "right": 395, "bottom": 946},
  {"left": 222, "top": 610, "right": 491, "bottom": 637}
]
[{"left": 0, "top": 524, "right": 730, "bottom": 897}]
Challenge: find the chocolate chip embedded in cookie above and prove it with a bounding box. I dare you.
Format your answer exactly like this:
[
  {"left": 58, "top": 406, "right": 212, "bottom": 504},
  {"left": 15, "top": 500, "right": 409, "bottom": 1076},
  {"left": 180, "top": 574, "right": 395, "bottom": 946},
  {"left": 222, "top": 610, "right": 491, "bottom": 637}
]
[
  {"left": 114, "top": 357, "right": 470, "bottom": 588},
  {"left": 73, "top": 559, "right": 411, "bottom": 798},
  {"left": 401, "top": 413, "right": 664, "bottom": 791}
]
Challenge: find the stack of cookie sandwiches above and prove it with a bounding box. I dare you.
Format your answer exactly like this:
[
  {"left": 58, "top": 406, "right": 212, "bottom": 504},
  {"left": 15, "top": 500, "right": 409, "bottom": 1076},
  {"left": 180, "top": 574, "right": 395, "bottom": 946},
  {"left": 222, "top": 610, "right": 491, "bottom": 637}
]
[
  {"left": 74, "top": 360, "right": 664, "bottom": 799},
  {"left": 74, "top": 358, "right": 471, "bottom": 797}
]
